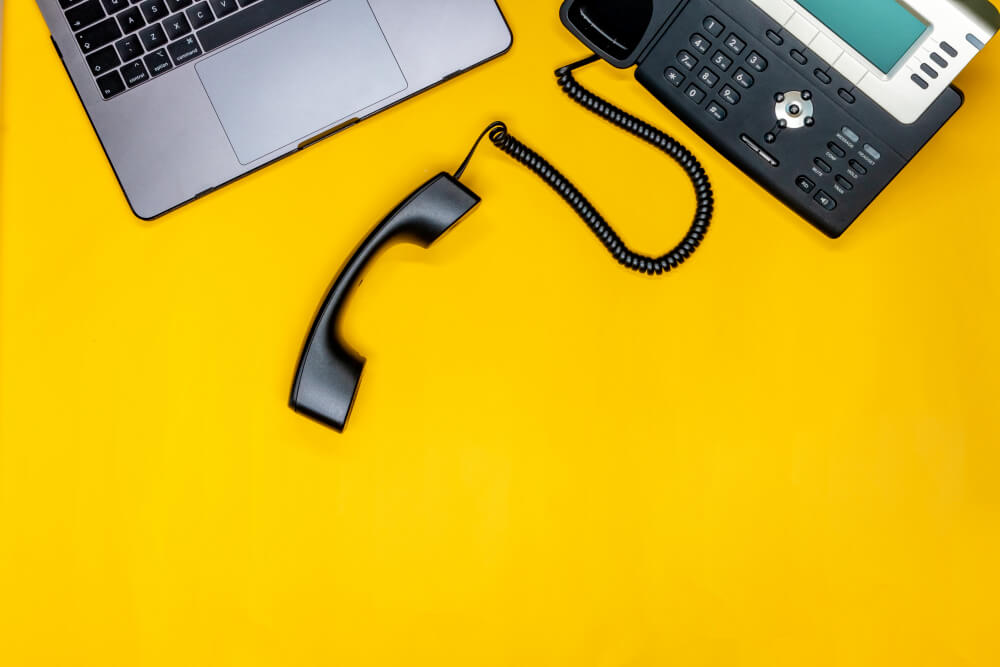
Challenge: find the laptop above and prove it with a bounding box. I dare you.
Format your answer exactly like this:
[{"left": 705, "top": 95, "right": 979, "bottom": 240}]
[{"left": 37, "top": 0, "right": 512, "bottom": 219}]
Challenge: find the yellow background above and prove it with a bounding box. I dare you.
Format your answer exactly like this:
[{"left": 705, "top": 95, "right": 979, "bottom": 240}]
[{"left": 2, "top": 2, "right": 1000, "bottom": 665}]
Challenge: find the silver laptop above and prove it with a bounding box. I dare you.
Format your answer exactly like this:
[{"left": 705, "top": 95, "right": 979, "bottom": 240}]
[{"left": 37, "top": 0, "right": 512, "bottom": 219}]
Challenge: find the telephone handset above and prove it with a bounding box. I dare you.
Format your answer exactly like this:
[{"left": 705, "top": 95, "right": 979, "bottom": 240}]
[{"left": 561, "top": 0, "right": 999, "bottom": 237}]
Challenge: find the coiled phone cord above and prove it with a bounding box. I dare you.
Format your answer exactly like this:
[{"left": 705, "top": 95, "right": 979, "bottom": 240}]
[{"left": 455, "top": 56, "right": 714, "bottom": 276}]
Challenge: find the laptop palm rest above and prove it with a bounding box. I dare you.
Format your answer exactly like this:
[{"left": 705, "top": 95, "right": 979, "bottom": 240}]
[{"left": 196, "top": 0, "right": 408, "bottom": 165}]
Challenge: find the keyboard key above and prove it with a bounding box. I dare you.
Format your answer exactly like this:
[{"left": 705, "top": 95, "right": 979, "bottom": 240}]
[
  {"left": 690, "top": 33, "right": 711, "bottom": 54},
  {"left": 684, "top": 84, "right": 706, "bottom": 104},
  {"left": 237, "top": 0, "right": 259, "bottom": 6},
  {"left": 162, "top": 13, "right": 192, "bottom": 39},
  {"left": 138, "top": 0, "right": 167, "bottom": 23},
  {"left": 209, "top": 0, "right": 238, "bottom": 18},
  {"left": 66, "top": 0, "right": 106, "bottom": 31},
  {"left": 138, "top": 23, "right": 167, "bottom": 50},
  {"left": 732, "top": 68, "right": 754, "bottom": 88},
  {"left": 724, "top": 33, "right": 746, "bottom": 54},
  {"left": 706, "top": 101, "right": 726, "bottom": 120},
  {"left": 121, "top": 59, "right": 150, "bottom": 86},
  {"left": 144, "top": 47, "right": 174, "bottom": 75},
  {"left": 746, "top": 51, "right": 767, "bottom": 72},
  {"left": 703, "top": 16, "right": 724, "bottom": 37},
  {"left": 117, "top": 6, "right": 145, "bottom": 33},
  {"left": 197, "top": 0, "right": 324, "bottom": 52},
  {"left": 167, "top": 34, "right": 202, "bottom": 64},
  {"left": 186, "top": 2, "right": 215, "bottom": 28},
  {"left": 814, "top": 190, "right": 836, "bottom": 211},
  {"left": 711, "top": 50, "right": 732, "bottom": 71},
  {"left": 96, "top": 69, "right": 126, "bottom": 98},
  {"left": 698, "top": 68, "right": 719, "bottom": 88},
  {"left": 165, "top": 0, "right": 193, "bottom": 10},
  {"left": 61, "top": 0, "right": 87, "bottom": 8},
  {"left": 116, "top": 34, "right": 143, "bottom": 61},
  {"left": 664, "top": 67, "right": 684, "bottom": 87},
  {"left": 677, "top": 50, "right": 698, "bottom": 71},
  {"left": 100, "top": 0, "right": 129, "bottom": 13},
  {"left": 85, "top": 44, "right": 120, "bottom": 75},
  {"left": 719, "top": 85, "right": 740, "bottom": 105},
  {"left": 76, "top": 18, "right": 122, "bottom": 53}
]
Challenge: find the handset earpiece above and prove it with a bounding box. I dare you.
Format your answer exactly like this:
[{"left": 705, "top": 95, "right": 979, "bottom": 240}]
[{"left": 290, "top": 173, "right": 481, "bottom": 432}]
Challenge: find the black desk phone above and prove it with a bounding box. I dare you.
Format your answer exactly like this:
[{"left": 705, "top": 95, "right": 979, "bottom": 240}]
[
  {"left": 561, "top": 0, "right": 999, "bottom": 237},
  {"left": 290, "top": 0, "right": 1000, "bottom": 432}
]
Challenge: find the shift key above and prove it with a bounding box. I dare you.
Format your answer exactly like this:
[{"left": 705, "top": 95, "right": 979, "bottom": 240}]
[
  {"left": 167, "top": 34, "right": 202, "bottom": 65},
  {"left": 197, "top": 0, "right": 317, "bottom": 52},
  {"left": 77, "top": 18, "right": 123, "bottom": 54}
]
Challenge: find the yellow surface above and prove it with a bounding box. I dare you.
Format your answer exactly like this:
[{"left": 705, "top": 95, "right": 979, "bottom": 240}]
[{"left": 2, "top": 2, "right": 1000, "bottom": 665}]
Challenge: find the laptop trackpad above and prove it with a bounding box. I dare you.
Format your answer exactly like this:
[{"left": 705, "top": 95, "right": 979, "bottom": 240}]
[{"left": 196, "top": 0, "right": 407, "bottom": 165}]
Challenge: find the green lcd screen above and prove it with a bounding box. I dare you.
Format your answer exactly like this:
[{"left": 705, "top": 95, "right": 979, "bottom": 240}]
[{"left": 797, "top": 0, "right": 927, "bottom": 73}]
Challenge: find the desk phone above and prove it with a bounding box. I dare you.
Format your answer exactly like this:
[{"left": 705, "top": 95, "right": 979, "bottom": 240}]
[{"left": 561, "top": 0, "right": 1000, "bottom": 237}]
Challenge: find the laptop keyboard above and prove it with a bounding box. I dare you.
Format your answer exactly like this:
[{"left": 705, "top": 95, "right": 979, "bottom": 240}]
[{"left": 60, "top": 0, "right": 318, "bottom": 100}]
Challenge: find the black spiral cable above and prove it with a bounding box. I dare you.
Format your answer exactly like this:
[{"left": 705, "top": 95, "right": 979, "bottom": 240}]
[{"left": 455, "top": 56, "right": 714, "bottom": 276}]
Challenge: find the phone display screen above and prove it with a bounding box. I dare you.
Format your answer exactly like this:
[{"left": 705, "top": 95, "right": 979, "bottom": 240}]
[{"left": 797, "top": 0, "right": 928, "bottom": 73}]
